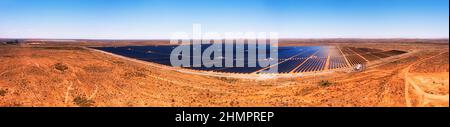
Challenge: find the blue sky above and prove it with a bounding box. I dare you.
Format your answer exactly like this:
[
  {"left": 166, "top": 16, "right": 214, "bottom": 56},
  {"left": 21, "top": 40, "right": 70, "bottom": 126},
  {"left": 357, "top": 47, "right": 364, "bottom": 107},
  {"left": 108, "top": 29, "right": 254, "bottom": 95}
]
[{"left": 0, "top": 0, "right": 448, "bottom": 39}]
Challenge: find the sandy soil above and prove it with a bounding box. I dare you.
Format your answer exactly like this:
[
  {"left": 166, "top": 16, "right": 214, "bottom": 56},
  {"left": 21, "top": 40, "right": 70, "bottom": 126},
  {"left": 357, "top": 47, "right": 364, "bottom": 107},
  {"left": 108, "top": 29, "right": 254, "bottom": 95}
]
[{"left": 0, "top": 39, "right": 448, "bottom": 107}]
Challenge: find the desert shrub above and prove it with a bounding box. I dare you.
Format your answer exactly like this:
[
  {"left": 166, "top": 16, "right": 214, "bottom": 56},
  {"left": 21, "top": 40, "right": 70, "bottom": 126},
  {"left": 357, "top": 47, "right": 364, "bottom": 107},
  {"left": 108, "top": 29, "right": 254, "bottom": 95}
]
[
  {"left": 83, "top": 65, "right": 112, "bottom": 73},
  {"left": 1, "top": 55, "right": 15, "bottom": 58},
  {"left": 0, "top": 89, "right": 7, "bottom": 96},
  {"left": 33, "top": 47, "right": 84, "bottom": 50},
  {"left": 217, "top": 77, "right": 238, "bottom": 83},
  {"left": 112, "top": 60, "right": 125, "bottom": 65},
  {"left": 54, "top": 63, "right": 69, "bottom": 72},
  {"left": 27, "top": 66, "right": 48, "bottom": 75},
  {"left": 319, "top": 80, "right": 332, "bottom": 87},
  {"left": 123, "top": 71, "right": 147, "bottom": 78},
  {"left": 295, "top": 87, "right": 315, "bottom": 96},
  {"left": 73, "top": 96, "right": 95, "bottom": 107},
  {"left": 31, "top": 54, "right": 43, "bottom": 58},
  {"left": 18, "top": 79, "right": 31, "bottom": 88}
]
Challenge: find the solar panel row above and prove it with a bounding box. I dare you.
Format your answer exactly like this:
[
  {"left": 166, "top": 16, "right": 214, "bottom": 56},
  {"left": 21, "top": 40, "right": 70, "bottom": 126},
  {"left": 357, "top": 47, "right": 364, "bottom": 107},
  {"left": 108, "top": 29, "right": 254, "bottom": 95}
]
[{"left": 94, "top": 45, "right": 406, "bottom": 74}]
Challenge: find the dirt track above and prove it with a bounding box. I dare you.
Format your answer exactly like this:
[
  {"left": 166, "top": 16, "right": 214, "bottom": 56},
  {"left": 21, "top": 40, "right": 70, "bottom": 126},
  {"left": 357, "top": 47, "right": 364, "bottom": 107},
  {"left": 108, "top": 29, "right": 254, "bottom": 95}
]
[{"left": 403, "top": 51, "right": 449, "bottom": 107}]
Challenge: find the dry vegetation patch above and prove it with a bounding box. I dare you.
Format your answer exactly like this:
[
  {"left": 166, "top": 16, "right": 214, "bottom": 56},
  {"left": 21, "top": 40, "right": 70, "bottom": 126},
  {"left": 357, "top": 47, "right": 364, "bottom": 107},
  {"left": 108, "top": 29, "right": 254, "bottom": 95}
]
[
  {"left": 410, "top": 52, "right": 449, "bottom": 73},
  {"left": 0, "top": 89, "right": 7, "bottom": 96},
  {"left": 123, "top": 71, "right": 147, "bottom": 79},
  {"left": 83, "top": 65, "right": 113, "bottom": 73},
  {"left": 319, "top": 80, "right": 333, "bottom": 87},
  {"left": 53, "top": 63, "right": 69, "bottom": 72},
  {"left": 73, "top": 96, "right": 95, "bottom": 107}
]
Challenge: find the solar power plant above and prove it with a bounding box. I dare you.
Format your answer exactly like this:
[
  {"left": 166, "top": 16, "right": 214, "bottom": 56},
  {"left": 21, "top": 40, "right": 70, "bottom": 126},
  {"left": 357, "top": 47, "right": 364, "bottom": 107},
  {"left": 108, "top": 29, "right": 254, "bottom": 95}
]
[{"left": 94, "top": 45, "right": 407, "bottom": 74}]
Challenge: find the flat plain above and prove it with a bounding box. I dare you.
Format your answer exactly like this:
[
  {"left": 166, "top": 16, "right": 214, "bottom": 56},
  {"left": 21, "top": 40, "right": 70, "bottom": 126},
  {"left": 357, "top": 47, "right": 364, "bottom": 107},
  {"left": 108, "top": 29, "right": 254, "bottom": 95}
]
[{"left": 0, "top": 39, "right": 448, "bottom": 107}]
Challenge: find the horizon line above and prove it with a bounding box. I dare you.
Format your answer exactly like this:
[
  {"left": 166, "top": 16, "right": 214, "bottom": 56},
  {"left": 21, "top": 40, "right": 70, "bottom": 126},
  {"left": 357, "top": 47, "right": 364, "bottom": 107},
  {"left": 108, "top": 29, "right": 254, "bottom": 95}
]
[{"left": 1, "top": 37, "right": 449, "bottom": 41}]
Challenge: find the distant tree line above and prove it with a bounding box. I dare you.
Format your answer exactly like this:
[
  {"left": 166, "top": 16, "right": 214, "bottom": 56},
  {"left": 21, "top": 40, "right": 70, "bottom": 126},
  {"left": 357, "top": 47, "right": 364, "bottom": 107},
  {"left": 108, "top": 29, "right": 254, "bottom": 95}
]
[{"left": 1, "top": 39, "right": 21, "bottom": 45}]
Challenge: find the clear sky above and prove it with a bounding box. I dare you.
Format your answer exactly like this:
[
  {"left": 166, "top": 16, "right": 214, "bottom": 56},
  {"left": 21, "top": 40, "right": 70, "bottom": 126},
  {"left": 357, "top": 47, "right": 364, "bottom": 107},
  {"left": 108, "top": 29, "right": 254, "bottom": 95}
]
[{"left": 0, "top": 0, "right": 448, "bottom": 39}]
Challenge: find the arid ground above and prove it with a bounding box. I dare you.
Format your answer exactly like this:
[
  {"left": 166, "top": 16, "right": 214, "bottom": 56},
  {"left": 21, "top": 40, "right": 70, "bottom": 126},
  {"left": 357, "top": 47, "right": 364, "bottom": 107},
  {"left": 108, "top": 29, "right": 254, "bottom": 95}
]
[{"left": 0, "top": 39, "right": 448, "bottom": 107}]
